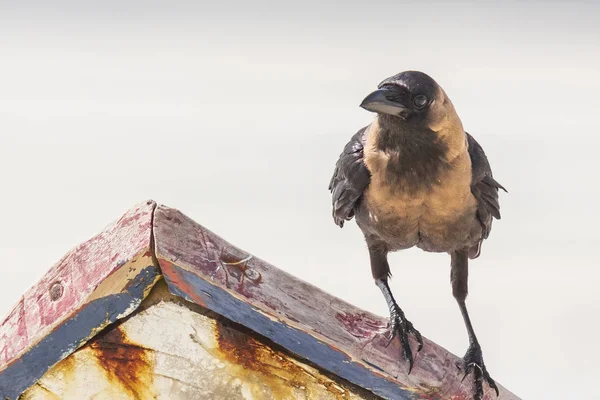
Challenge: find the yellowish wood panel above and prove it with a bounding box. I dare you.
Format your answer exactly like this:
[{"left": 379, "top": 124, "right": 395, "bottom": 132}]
[{"left": 22, "top": 298, "right": 374, "bottom": 400}]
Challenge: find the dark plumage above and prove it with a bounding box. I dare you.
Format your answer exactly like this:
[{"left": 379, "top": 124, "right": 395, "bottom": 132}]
[
  {"left": 329, "top": 127, "right": 370, "bottom": 227},
  {"left": 466, "top": 132, "right": 507, "bottom": 257},
  {"left": 328, "top": 70, "right": 506, "bottom": 400}
]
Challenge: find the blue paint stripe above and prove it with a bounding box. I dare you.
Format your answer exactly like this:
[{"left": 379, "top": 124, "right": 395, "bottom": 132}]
[
  {"left": 163, "top": 266, "right": 413, "bottom": 400},
  {"left": 0, "top": 266, "right": 159, "bottom": 400}
]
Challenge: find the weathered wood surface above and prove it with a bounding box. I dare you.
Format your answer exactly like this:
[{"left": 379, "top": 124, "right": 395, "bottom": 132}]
[
  {"left": 22, "top": 280, "right": 378, "bottom": 400},
  {"left": 154, "top": 205, "right": 520, "bottom": 400},
  {"left": 0, "top": 201, "right": 161, "bottom": 399},
  {"left": 0, "top": 201, "right": 520, "bottom": 399}
]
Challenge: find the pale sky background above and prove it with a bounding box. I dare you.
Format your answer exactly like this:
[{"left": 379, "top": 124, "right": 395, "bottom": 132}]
[{"left": 1, "top": 1, "right": 599, "bottom": 399}]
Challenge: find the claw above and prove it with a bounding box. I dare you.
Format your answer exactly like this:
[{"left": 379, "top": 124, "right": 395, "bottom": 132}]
[
  {"left": 461, "top": 363, "right": 475, "bottom": 382},
  {"left": 399, "top": 330, "right": 415, "bottom": 374},
  {"left": 411, "top": 324, "right": 424, "bottom": 352},
  {"left": 482, "top": 366, "right": 500, "bottom": 397},
  {"left": 386, "top": 307, "right": 422, "bottom": 375},
  {"left": 384, "top": 324, "right": 397, "bottom": 348},
  {"left": 461, "top": 344, "right": 499, "bottom": 399},
  {"left": 375, "top": 280, "right": 423, "bottom": 376},
  {"left": 474, "top": 369, "right": 484, "bottom": 400},
  {"left": 405, "top": 345, "right": 415, "bottom": 374}
]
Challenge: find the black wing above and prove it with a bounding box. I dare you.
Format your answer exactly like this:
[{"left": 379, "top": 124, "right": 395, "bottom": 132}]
[
  {"left": 328, "top": 126, "right": 371, "bottom": 227},
  {"left": 466, "top": 132, "right": 507, "bottom": 258}
]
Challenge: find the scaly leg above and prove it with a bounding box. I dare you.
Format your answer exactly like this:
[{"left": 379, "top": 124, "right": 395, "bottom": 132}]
[
  {"left": 370, "top": 246, "right": 423, "bottom": 373},
  {"left": 451, "top": 250, "right": 499, "bottom": 399}
]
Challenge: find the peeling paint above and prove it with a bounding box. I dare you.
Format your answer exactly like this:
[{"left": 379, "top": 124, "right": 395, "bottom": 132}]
[
  {"left": 3, "top": 202, "right": 518, "bottom": 400},
  {"left": 154, "top": 205, "right": 519, "bottom": 400},
  {"left": 162, "top": 263, "right": 412, "bottom": 400},
  {"left": 0, "top": 200, "right": 156, "bottom": 372},
  {"left": 0, "top": 265, "right": 160, "bottom": 400},
  {"left": 159, "top": 261, "right": 208, "bottom": 307},
  {"left": 21, "top": 298, "right": 378, "bottom": 400},
  {"left": 214, "top": 321, "right": 367, "bottom": 400}
]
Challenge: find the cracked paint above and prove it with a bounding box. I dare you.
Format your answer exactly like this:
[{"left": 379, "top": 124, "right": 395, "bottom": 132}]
[{"left": 21, "top": 284, "right": 379, "bottom": 400}]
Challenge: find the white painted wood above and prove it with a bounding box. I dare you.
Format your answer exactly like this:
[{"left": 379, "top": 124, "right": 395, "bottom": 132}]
[{"left": 22, "top": 301, "right": 368, "bottom": 400}]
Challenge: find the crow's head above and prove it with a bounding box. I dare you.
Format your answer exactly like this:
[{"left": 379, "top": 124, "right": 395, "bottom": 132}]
[{"left": 360, "top": 70, "right": 457, "bottom": 130}]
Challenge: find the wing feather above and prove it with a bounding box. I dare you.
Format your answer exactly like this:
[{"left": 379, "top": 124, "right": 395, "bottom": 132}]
[
  {"left": 328, "top": 127, "right": 371, "bottom": 227},
  {"left": 466, "top": 132, "right": 507, "bottom": 258}
]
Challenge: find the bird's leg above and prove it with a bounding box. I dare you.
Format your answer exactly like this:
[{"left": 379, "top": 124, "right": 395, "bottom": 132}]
[
  {"left": 451, "top": 250, "right": 499, "bottom": 399},
  {"left": 370, "top": 247, "right": 423, "bottom": 374}
]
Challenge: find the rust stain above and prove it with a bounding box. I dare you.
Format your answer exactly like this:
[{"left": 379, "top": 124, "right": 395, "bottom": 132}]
[
  {"left": 214, "top": 322, "right": 371, "bottom": 400},
  {"left": 88, "top": 324, "right": 155, "bottom": 399}
]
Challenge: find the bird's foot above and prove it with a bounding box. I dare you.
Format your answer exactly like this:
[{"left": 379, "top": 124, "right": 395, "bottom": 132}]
[
  {"left": 385, "top": 305, "right": 423, "bottom": 374},
  {"left": 460, "top": 343, "right": 499, "bottom": 400}
]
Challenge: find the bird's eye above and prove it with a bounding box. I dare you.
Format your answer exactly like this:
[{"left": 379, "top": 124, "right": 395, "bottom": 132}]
[{"left": 413, "top": 95, "right": 428, "bottom": 108}]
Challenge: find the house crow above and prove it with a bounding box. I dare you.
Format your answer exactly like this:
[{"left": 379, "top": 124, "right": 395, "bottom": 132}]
[{"left": 328, "top": 70, "right": 506, "bottom": 399}]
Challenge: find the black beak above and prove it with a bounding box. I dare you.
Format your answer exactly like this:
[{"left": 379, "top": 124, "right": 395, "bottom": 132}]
[{"left": 359, "top": 87, "right": 408, "bottom": 117}]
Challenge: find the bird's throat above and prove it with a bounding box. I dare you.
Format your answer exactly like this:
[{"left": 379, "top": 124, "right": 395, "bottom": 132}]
[{"left": 367, "top": 116, "right": 451, "bottom": 193}]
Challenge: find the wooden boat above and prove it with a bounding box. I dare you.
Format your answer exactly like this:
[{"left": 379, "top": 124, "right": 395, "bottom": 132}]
[{"left": 0, "top": 201, "right": 518, "bottom": 399}]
